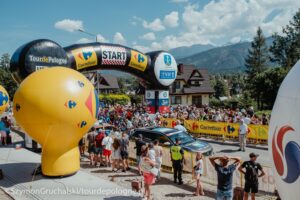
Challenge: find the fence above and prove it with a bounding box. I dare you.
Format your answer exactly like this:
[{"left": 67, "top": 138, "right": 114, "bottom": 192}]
[
  {"left": 128, "top": 141, "right": 276, "bottom": 194},
  {"left": 162, "top": 118, "right": 269, "bottom": 144}
]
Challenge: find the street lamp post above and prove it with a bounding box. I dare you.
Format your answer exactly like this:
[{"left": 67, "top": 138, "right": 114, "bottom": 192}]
[{"left": 77, "top": 29, "right": 98, "bottom": 42}]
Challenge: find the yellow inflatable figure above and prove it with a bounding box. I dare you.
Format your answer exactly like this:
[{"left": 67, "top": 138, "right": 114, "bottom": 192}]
[
  {"left": 13, "top": 67, "right": 98, "bottom": 176},
  {"left": 0, "top": 85, "right": 9, "bottom": 114}
]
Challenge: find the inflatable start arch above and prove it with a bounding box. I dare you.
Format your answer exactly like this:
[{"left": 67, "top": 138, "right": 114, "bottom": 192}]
[{"left": 10, "top": 39, "right": 177, "bottom": 113}]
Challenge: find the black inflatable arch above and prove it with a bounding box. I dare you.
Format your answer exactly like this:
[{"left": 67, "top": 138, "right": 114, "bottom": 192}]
[{"left": 10, "top": 39, "right": 178, "bottom": 89}]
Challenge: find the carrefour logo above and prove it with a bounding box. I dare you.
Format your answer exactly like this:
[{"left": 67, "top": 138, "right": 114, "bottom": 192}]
[
  {"left": 72, "top": 47, "right": 97, "bottom": 70},
  {"left": 272, "top": 125, "right": 300, "bottom": 183},
  {"left": 137, "top": 54, "right": 145, "bottom": 63},
  {"left": 129, "top": 50, "right": 148, "bottom": 72},
  {"left": 78, "top": 51, "right": 93, "bottom": 61}
]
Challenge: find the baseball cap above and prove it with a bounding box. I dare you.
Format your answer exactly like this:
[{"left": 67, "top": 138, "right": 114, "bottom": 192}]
[{"left": 249, "top": 152, "right": 259, "bottom": 158}]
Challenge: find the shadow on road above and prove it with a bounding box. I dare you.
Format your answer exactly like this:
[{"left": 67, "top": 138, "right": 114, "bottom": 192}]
[{"left": 217, "top": 148, "right": 240, "bottom": 153}]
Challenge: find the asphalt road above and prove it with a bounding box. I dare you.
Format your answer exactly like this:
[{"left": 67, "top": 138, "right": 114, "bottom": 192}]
[{"left": 205, "top": 140, "right": 272, "bottom": 166}]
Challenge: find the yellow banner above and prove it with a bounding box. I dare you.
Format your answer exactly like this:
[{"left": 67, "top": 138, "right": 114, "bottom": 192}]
[
  {"left": 72, "top": 46, "right": 98, "bottom": 70},
  {"left": 163, "top": 118, "right": 269, "bottom": 141}
]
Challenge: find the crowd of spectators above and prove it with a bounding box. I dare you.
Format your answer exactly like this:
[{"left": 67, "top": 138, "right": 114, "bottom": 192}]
[{"left": 97, "top": 104, "right": 270, "bottom": 128}]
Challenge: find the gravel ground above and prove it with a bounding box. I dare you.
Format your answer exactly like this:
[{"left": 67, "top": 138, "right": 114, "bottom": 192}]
[{"left": 80, "top": 157, "right": 277, "bottom": 200}]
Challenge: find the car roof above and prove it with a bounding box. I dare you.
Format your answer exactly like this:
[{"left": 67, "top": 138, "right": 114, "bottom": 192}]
[{"left": 135, "top": 127, "right": 180, "bottom": 135}]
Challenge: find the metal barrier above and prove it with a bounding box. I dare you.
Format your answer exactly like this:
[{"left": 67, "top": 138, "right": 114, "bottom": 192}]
[
  {"left": 161, "top": 118, "right": 269, "bottom": 144},
  {"left": 128, "top": 141, "right": 275, "bottom": 194}
]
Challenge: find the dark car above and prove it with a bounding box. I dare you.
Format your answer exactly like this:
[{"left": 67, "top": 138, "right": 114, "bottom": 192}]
[{"left": 130, "top": 127, "right": 213, "bottom": 156}]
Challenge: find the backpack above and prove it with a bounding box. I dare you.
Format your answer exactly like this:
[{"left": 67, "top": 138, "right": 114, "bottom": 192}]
[{"left": 246, "top": 162, "right": 258, "bottom": 183}]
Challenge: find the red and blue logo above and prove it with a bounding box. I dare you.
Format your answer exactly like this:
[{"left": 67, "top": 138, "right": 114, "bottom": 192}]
[{"left": 272, "top": 125, "right": 300, "bottom": 183}]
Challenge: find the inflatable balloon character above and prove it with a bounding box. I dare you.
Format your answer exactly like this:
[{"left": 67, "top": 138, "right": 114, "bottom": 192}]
[
  {"left": 0, "top": 85, "right": 9, "bottom": 114},
  {"left": 13, "top": 67, "right": 98, "bottom": 176},
  {"left": 269, "top": 60, "right": 300, "bottom": 200}
]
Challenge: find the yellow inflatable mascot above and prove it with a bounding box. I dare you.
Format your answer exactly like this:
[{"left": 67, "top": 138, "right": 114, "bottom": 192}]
[
  {"left": 13, "top": 67, "right": 98, "bottom": 176},
  {"left": 0, "top": 85, "right": 9, "bottom": 114}
]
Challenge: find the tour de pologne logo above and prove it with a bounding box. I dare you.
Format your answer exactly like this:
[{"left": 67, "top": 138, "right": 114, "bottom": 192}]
[{"left": 272, "top": 125, "right": 300, "bottom": 183}]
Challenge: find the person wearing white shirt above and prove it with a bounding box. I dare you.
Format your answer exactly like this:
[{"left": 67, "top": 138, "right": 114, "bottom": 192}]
[
  {"left": 238, "top": 119, "right": 248, "bottom": 152},
  {"left": 174, "top": 120, "right": 187, "bottom": 132},
  {"left": 102, "top": 133, "right": 113, "bottom": 167}
]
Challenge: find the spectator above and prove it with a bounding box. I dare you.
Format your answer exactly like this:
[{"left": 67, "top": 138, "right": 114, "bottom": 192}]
[
  {"left": 174, "top": 120, "right": 187, "bottom": 132},
  {"left": 153, "top": 140, "right": 163, "bottom": 179},
  {"left": 120, "top": 132, "right": 130, "bottom": 172},
  {"left": 239, "top": 153, "right": 265, "bottom": 200},
  {"left": 111, "top": 138, "right": 121, "bottom": 172},
  {"left": 95, "top": 130, "right": 105, "bottom": 167},
  {"left": 209, "top": 155, "right": 240, "bottom": 200},
  {"left": 262, "top": 114, "right": 269, "bottom": 125},
  {"left": 238, "top": 119, "right": 248, "bottom": 152},
  {"left": 102, "top": 132, "right": 113, "bottom": 167},
  {"left": 135, "top": 134, "right": 146, "bottom": 175},
  {"left": 140, "top": 145, "right": 156, "bottom": 200},
  {"left": 87, "top": 128, "right": 97, "bottom": 165},
  {"left": 148, "top": 143, "right": 156, "bottom": 162},
  {"left": 0, "top": 119, "right": 7, "bottom": 146},
  {"left": 3, "top": 117, "right": 11, "bottom": 144},
  {"left": 79, "top": 137, "right": 85, "bottom": 157},
  {"left": 170, "top": 138, "right": 184, "bottom": 185},
  {"left": 193, "top": 152, "right": 204, "bottom": 196}
]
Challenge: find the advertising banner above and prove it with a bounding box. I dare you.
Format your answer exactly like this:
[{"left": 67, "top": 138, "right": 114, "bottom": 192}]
[
  {"left": 145, "top": 90, "right": 155, "bottom": 114},
  {"left": 165, "top": 118, "right": 269, "bottom": 141},
  {"left": 158, "top": 90, "right": 170, "bottom": 114}
]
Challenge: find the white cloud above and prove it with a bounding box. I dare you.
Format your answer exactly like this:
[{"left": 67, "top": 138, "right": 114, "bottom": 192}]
[
  {"left": 163, "top": 11, "right": 179, "bottom": 27},
  {"left": 113, "top": 32, "right": 126, "bottom": 45},
  {"left": 132, "top": 45, "right": 151, "bottom": 53},
  {"left": 180, "top": 0, "right": 300, "bottom": 45},
  {"left": 54, "top": 19, "right": 83, "bottom": 32},
  {"left": 143, "top": 18, "right": 165, "bottom": 31},
  {"left": 151, "top": 42, "right": 162, "bottom": 50},
  {"left": 230, "top": 36, "right": 241, "bottom": 44},
  {"left": 76, "top": 38, "right": 93, "bottom": 44},
  {"left": 170, "top": 0, "right": 188, "bottom": 3},
  {"left": 132, "top": 0, "right": 300, "bottom": 51},
  {"left": 96, "top": 34, "right": 109, "bottom": 43},
  {"left": 140, "top": 32, "right": 156, "bottom": 41}
]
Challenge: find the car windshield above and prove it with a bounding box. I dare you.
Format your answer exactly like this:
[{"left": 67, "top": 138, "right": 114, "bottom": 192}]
[{"left": 168, "top": 131, "right": 194, "bottom": 144}]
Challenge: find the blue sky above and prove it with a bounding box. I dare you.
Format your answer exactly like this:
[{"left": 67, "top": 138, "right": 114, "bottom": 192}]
[{"left": 1, "top": 0, "right": 300, "bottom": 56}]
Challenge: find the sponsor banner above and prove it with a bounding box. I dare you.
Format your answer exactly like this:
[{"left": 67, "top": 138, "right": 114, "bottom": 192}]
[
  {"left": 159, "top": 70, "right": 176, "bottom": 79},
  {"left": 158, "top": 106, "right": 170, "bottom": 114},
  {"left": 72, "top": 46, "right": 97, "bottom": 70},
  {"left": 129, "top": 50, "right": 148, "bottom": 71},
  {"left": 164, "top": 118, "right": 269, "bottom": 141},
  {"left": 146, "top": 106, "right": 155, "bottom": 114},
  {"left": 101, "top": 45, "right": 127, "bottom": 66},
  {"left": 145, "top": 90, "right": 155, "bottom": 99},
  {"left": 145, "top": 99, "right": 155, "bottom": 106},
  {"left": 159, "top": 99, "right": 169, "bottom": 106},
  {"left": 154, "top": 53, "right": 177, "bottom": 86},
  {"left": 158, "top": 91, "right": 169, "bottom": 99}
]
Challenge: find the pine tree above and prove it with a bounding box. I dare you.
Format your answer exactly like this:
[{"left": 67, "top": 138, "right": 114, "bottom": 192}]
[
  {"left": 245, "top": 27, "right": 269, "bottom": 79},
  {"left": 245, "top": 27, "right": 269, "bottom": 110},
  {"left": 270, "top": 8, "right": 300, "bottom": 69}
]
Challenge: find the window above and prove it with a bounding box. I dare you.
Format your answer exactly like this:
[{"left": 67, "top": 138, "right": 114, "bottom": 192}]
[
  {"left": 175, "top": 81, "right": 181, "bottom": 89},
  {"left": 171, "top": 96, "right": 182, "bottom": 104},
  {"left": 158, "top": 135, "right": 171, "bottom": 144},
  {"left": 192, "top": 96, "right": 202, "bottom": 106}
]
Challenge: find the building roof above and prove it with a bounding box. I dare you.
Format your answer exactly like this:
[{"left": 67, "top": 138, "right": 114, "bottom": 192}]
[
  {"left": 171, "top": 64, "right": 214, "bottom": 94},
  {"left": 97, "top": 74, "right": 119, "bottom": 89}
]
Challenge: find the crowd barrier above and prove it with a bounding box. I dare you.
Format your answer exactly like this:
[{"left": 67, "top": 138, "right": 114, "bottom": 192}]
[
  {"left": 128, "top": 141, "right": 276, "bottom": 194},
  {"left": 162, "top": 118, "right": 269, "bottom": 144}
]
